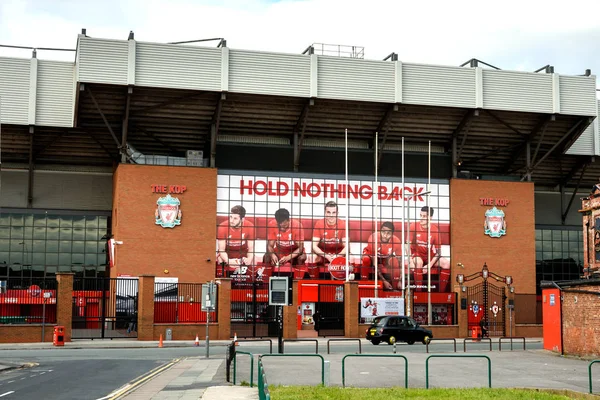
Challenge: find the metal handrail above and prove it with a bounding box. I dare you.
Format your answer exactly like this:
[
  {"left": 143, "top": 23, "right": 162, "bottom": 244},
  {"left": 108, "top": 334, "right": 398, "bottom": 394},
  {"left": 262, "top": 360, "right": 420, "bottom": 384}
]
[
  {"left": 342, "top": 354, "right": 408, "bottom": 388},
  {"left": 260, "top": 354, "right": 325, "bottom": 385},
  {"left": 282, "top": 338, "right": 319, "bottom": 354},
  {"left": 426, "top": 355, "right": 492, "bottom": 388},
  {"left": 426, "top": 338, "right": 457, "bottom": 353},
  {"left": 499, "top": 337, "right": 526, "bottom": 351},
  {"left": 327, "top": 338, "right": 361, "bottom": 354},
  {"left": 589, "top": 360, "right": 600, "bottom": 394},
  {"left": 233, "top": 350, "right": 254, "bottom": 387},
  {"left": 237, "top": 339, "right": 273, "bottom": 354},
  {"left": 463, "top": 337, "right": 492, "bottom": 352}
]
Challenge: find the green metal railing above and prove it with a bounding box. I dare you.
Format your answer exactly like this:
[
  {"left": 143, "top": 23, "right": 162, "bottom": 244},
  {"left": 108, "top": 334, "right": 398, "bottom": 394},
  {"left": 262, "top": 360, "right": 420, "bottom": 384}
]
[
  {"left": 233, "top": 350, "right": 254, "bottom": 387},
  {"left": 260, "top": 354, "right": 325, "bottom": 385},
  {"left": 589, "top": 360, "right": 600, "bottom": 394},
  {"left": 342, "top": 354, "right": 408, "bottom": 388},
  {"left": 426, "top": 355, "right": 491, "bottom": 389},
  {"left": 258, "top": 357, "right": 270, "bottom": 400}
]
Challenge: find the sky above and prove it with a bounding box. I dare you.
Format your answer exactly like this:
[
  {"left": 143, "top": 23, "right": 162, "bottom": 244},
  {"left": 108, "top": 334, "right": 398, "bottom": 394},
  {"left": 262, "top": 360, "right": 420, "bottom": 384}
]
[{"left": 1, "top": 0, "right": 600, "bottom": 87}]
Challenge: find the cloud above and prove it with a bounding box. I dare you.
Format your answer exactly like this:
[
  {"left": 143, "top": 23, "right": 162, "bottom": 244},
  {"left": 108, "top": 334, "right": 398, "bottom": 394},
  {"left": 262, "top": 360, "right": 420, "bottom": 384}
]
[{"left": 1, "top": 0, "right": 599, "bottom": 84}]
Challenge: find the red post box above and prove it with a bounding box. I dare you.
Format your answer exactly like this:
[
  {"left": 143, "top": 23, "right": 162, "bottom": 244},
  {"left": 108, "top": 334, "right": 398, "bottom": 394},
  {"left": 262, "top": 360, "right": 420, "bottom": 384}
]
[{"left": 53, "top": 326, "right": 65, "bottom": 346}]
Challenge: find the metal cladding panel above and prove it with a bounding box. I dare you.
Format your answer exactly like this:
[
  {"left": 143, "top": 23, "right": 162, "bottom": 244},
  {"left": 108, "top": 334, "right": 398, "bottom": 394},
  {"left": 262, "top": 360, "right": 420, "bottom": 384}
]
[
  {"left": 566, "top": 122, "right": 594, "bottom": 155},
  {"left": 559, "top": 75, "right": 597, "bottom": 116},
  {"left": 229, "top": 50, "right": 310, "bottom": 97},
  {"left": 402, "top": 63, "right": 476, "bottom": 108},
  {"left": 482, "top": 70, "right": 553, "bottom": 113},
  {"left": 0, "top": 57, "right": 30, "bottom": 125},
  {"left": 78, "top": 37, "right": 128, "bottom": 85},
  {"left": 36, "top": 60, "right": 75, "bottom": 127},
  {"left": 32, "top": 171, "right": 113, "bottom": 210},
  {"left": 317, "top": 56, "right": 395, "bottom": 102},
  {"left": 136, "top": 43, "right": 222, "bottom": 90},
  {"left": 566, "top": 99, "right": 598, "bottom": 156}
]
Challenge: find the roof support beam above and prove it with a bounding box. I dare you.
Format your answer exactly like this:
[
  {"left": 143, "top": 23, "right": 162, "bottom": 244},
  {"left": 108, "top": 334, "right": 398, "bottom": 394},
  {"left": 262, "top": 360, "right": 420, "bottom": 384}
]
[
  {"left": 34, "top": 131, "right": 65, "bottom": 158},
  {"left": 293, "top": 99, "right": 313, "bottom": 172},
  {"left": 483, "top": 109, "right": 526, "bottom": 136},
  {"left": 560, "top": 155, "right": 594, "bottom": 188},
  {"left": 501, "top": 115, "right": 554, "bottom": 174},
  {"left": 460, "top": 142, "right": 523, "bottom": 166},
  {"left": 130, "top": 92, "right": 205, "bottom": 115},
  {"left": 135, "top": 127, "right": 179, "bottom": 154},
  {"left": 27, "top": 127, "right": 34, "bottom": 208},
  {"left": 521, "top": 118, "right": 586, "bottom": 181},
  {"left": 562, "top": 158, "right": 591, "bottom": 224},
  {"left": 87, "top": 133, "right": 120, "bottom": 163},
  {"left": 376, "top": 104, "right": 398, "bottom": 166},
  {"left": 210, "top": 94, "right": 226, "bottom": 168},
  {"left": 450, "top": 109, "right": 476, "bottom": 176},
  {"left": 121, "top": 87, "right": 132, "bottom": 163},
  {"left": 87, "top": 86, "right": 122, "bottom": 150}
]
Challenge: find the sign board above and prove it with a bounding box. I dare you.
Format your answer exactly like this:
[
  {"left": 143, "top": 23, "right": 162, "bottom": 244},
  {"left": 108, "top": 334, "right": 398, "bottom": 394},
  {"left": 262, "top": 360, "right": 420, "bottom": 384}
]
[
  {"left": 202, "top": 283, "right": 217, "bottom": 311},
  {"left": 360, "top": 297, "right": 405, "bottom": 318},
  {"left": 269, "top": 277, "right": 290, "bottom": 306}
]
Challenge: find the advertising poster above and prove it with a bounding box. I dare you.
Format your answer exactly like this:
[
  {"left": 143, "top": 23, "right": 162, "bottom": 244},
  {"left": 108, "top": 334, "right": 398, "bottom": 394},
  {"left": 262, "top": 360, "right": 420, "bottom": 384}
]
[
  {"left": 215, "top": 173, "right": 451, "bottom": 292},
  {"left": 360, "top": 297, "right": 405, "bottom": 318}
]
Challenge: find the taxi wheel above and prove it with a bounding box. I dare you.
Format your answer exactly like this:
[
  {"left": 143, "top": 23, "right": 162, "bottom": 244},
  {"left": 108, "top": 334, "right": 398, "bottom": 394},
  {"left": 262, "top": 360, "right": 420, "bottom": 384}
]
[
  {"left": 422, "top": 335, "right": 431, "bottom": 345},
  {"left": 407, "top": 340, "right": 415, "bottom": 345},
  {"left": 371, "top": 340, "right": 380, "bottom": 345},
  {"left": 388, "top": 336, "right": 396, "bottom": 345}
]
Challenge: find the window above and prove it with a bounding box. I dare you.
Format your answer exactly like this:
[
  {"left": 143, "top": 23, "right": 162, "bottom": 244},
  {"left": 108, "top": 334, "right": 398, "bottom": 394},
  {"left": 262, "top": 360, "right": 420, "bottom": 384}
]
[
  {"left": 0, "top": 211, "right": 110, "bottom": 279},
  {"left": 535, "top": 227, "right": 583, "bottom": 293}
]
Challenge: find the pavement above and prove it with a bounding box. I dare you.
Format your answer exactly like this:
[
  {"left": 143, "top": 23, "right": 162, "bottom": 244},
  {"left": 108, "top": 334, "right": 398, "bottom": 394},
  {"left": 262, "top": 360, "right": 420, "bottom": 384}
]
[{"left": 1, "top": 337, "right": 596, "bottom": 399}]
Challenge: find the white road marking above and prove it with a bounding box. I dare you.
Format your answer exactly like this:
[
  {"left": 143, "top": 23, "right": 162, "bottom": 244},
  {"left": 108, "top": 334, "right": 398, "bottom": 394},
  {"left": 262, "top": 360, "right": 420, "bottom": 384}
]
[
  {"left": 19, "top": 378, "right": 24, "bottom": 381},
  {"left": 0, "top": 391, "right": 14, "bottom": 397},
  {"left": 360, "top": 371, "right": 370, "bottom": 375},
  {"left": 6, "top": 382, "right": 13, "bottom": 384}
]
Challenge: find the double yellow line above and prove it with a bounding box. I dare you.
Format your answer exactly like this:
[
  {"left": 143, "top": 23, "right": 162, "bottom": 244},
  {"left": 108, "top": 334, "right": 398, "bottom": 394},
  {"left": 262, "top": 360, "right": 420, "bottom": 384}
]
[{"left": 98, "top": 358, "right": 181, "bottom": 400}]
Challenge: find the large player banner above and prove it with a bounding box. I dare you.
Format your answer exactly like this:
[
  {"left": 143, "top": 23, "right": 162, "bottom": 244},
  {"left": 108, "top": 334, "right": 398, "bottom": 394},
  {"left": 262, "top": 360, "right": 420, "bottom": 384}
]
[{"left": 215, "top": 173, "right": 451, "bottom": 293}]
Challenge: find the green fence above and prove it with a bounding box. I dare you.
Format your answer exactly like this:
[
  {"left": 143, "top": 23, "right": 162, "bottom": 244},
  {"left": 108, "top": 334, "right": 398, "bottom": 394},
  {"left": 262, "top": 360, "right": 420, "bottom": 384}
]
[
  {"left": 589, "top": 360, "right": 600, "bottom": 394},
  {"left": 342, "top": 354, "right": 408, "bottom": 388},
  {"left": 426, "top": 355, "right": 492, "bottom": 389},
  {"left": 260, "top": 354, "right": 325, "bottom": 385},
  {"left": 258, "top": 357, "right": 271, "bottom": 400},
  {"left": 233, "top": 350, "right": 254, "bottom": 387}
]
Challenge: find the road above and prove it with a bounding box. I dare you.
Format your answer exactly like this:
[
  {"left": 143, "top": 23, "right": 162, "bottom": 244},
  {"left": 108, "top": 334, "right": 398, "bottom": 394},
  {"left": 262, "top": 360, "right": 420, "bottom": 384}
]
[{"left": 0, "top": 347, "right": 228, "bottom": 400}]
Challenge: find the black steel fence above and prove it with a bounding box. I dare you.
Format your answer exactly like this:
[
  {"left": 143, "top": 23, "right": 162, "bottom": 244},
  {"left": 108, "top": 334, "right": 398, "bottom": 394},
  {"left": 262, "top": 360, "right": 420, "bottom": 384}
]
[
  {"left": 154, "top": 282, "right": 218, "bottom": 323},
  {"left": 72, "top": 277, "right": 139, "bottom": 339},
  {"left": 0, "top": 277, "right": 58, "bottom": 324}
]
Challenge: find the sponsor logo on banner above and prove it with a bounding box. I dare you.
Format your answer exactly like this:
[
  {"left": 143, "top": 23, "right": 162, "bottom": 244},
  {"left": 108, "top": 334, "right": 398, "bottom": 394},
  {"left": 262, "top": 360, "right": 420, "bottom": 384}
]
[
  {"left": 360, "top": 297, "right": 405, "bottom": 318},
  {"left": 155, "top": 194, "right": 182, "bottom": 228},
  {"left": 484, "top": 207, "right": 506, "bottom": 238},
  {"left": 328, "top": 257, "right": 354, "bottom": 280}
]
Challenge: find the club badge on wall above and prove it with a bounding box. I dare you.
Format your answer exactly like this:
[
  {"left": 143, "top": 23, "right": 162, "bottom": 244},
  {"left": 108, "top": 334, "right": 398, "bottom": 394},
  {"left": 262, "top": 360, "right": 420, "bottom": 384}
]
[
  {"left": 484, "top": 207, "right": 506, "bottom": 238},
  {"left": 155, "top": 194, "right": 182, "bottom": 228}
]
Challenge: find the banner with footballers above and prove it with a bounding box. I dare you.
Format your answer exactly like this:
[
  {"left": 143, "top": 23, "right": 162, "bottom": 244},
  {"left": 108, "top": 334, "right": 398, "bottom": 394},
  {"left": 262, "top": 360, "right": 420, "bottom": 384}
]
[{"left": 215, "top": 172, "right": 451, "bottom": 293}]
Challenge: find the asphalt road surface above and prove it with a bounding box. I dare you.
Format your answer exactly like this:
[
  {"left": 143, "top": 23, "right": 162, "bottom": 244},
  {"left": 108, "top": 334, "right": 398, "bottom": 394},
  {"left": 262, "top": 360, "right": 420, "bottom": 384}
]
[{"left": 0, "top": 348, "right": 226, "bottom": 400}]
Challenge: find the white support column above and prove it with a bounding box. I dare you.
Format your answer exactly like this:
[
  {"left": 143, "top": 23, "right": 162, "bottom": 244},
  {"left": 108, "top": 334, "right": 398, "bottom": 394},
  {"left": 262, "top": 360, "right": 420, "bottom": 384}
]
[
  {"left": 552, "top": 73, "right": 561, "bottom": 115},
  {"left": 75, "top": 34, "right": 85, "bottom": 82},
  {"left": 28, "top": 57, "right": 38, "bottom": 126},
  {"left": 127, "top": 39, "right": 136, "bottom": 85},
  {"left": 221, "top": 47, "right": 229, "bottom": 92},
  {"left": 594, "top": 99, "right": 600, "bottom": 156},
  {"left": 395, "top": 60, "right": 403, "bottom": 104},
  {"left": 475, "top": 67, "right": 483, "bottom": 109},
  {"left": 310, "top": 53, "right": 318, "bottom": 98}
]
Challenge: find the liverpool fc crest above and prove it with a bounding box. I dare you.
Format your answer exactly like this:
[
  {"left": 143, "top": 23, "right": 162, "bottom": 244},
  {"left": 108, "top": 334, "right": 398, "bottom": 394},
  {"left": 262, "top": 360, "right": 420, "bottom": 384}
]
[
  {"left": 484, "top": 207, "right": 506, "bottom": 238},
  {"left": 155, "top": 194, "right": 182, "bottom": 228}
]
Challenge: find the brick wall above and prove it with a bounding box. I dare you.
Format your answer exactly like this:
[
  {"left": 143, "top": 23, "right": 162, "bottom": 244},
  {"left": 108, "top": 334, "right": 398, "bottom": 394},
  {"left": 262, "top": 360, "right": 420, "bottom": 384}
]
[
  {"left": 562, "top": 285, "right": 600, "bottom": 357},
  {"left": 450, "top": 179, "right": 536, "bottom": 294},
  {"left": 112, "top": 164, "right": 217, "bottom": 283}
]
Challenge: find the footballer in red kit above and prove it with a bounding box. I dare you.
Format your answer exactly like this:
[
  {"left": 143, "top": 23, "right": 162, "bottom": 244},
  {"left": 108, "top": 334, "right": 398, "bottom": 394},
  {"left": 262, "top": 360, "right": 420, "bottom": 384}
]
[
  {"left": 409, "top": 206, "right": 451, "bottom": 292},
  {"left": 312, "top": 201, "right": 347, "bottom": 265},
  {"left": 362, "top": 221, "right": 403, "bottom": 290},
  {"left": 217, "top": 205, "right": 255, "bottom": 273},
  {"left": 263, "top": 208, "right": 306, "bottom": 266}
]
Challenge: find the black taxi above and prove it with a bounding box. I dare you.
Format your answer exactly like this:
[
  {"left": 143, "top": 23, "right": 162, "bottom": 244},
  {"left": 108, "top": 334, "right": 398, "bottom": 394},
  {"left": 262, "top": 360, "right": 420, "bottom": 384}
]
[{"left": 366, "top": 316, "right": 433, "bottom": 345}]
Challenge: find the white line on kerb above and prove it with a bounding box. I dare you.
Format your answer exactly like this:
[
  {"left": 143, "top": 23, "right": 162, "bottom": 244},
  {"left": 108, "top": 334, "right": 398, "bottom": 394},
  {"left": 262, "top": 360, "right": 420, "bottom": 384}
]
[{"left": 0, "top": 391, "right": 15, "bottom": 398}]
